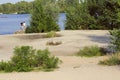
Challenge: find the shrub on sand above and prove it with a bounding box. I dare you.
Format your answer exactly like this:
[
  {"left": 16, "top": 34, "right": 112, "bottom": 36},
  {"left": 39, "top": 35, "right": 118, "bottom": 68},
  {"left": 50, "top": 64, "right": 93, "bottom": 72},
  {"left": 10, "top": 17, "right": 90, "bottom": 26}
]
[
  {"left": 76, "top": 46, "right": 103, "bottom": 57},
  {"left": 99, "top": 53, "right": 120, "bottom": 66},
  {"left": 0, "top": 46, "right": 61, "bottom": 72},
  {"left": 44, "top": 31, "right": 61, "bottom": 38},
  {"left": 109, "top": 29, "right": 120, "bottom": 53}
]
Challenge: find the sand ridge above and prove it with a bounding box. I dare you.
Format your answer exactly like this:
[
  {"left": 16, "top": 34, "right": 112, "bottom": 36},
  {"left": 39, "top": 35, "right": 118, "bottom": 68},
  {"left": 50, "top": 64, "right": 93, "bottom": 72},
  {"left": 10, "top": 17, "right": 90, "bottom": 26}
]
[
  {"left": 0, "top": 30, "right": 110, "bottom": 60},
  {"left": 0, "top": 30, "right": 120, "bottom": 80}
]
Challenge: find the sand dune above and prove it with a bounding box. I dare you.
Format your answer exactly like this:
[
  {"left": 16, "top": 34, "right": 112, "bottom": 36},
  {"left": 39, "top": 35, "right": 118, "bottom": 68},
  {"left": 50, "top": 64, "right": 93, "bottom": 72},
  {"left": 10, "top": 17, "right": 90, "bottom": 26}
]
[
  {"left": 0, "top": 30, "right": 120, "bottom": 80},
  {"left": 0, "top": 30, "right": 110, "bottom": 60}
]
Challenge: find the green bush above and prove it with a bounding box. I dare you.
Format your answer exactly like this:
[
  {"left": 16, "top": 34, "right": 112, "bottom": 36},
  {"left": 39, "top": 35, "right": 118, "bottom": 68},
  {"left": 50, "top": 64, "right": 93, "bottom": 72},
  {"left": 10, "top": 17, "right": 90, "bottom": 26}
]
[
  {"left": 0, "top": 46, "right": 61, "bottom": 72},
  {"left": 77, "top": 46, "right": 103, "bottom": 57},
  {"left": 34, "top": 49, "right": 60, "bottom": 68},
  {"left": 0, "top": 61, "right": 13, "bottom": 72},
  {"left": 45, "top": 31, "right": 57, "bottom": 38},
  {"left": 109, "top": 29, "right": 120, "bottom": 53},
  {"left": 25, "top": 0, "right": 60, "bottom": 33},
  {"left": 99, "top": 54, "right": 120, "bottom": 66},
  {"left": 65, "top": 0, "right": 120, "bottom": 30}
]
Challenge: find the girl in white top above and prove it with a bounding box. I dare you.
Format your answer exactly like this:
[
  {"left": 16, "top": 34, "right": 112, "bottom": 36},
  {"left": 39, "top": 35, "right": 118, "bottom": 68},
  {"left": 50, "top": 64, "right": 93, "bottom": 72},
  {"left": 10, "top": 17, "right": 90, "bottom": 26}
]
[{"left": 20, "top": 21, "right": 26, "bottom": 31}]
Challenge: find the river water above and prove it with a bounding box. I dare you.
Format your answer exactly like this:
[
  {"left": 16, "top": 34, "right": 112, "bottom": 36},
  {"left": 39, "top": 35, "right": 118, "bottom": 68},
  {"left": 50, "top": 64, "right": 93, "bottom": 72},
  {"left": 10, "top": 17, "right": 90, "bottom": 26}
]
[{"left": 0, "top": 13, "right": 66, "bottom": 35}]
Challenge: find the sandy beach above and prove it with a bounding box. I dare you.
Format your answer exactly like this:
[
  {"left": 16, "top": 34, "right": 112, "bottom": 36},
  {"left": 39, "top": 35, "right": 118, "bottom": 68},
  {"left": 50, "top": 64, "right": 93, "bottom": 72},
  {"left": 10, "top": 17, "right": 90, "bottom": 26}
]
[{"left": 0, "top": 30, "right": 120, "bottom": 80}]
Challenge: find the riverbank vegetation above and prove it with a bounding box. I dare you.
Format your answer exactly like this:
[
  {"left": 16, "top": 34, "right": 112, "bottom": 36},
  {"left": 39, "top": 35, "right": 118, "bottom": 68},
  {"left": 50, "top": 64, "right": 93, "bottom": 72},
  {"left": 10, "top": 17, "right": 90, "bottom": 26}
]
[
  {"left": 1, "top": 0, "right": 120, "bottom": 30},
  {"left": 65, "top": 0, "right": 120, "bottom": 30},
  {"left": 0, "top": 0, "right": 66, "bottom": 14},
  {"left": 99, "top": 29, "right": 120, "bottom": 66},
  {"left": 0, "top": 1, "right": 33, "bottom": 14}
]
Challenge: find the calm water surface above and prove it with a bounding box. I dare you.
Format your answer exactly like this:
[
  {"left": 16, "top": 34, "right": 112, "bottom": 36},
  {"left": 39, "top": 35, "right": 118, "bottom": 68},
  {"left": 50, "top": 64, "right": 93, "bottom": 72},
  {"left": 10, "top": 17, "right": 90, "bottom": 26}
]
[{"left": 0, "top": 13, "right": 66, "bottom": 35}]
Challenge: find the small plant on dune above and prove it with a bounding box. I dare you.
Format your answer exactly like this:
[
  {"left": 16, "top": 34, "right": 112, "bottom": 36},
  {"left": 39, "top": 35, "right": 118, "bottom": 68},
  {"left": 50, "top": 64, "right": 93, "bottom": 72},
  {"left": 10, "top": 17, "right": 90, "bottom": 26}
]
[
  {"left": 44, "top": 31, "right": 61, "bottom": 38},
  {"left": 0, "top": 46, "right": 61, "bottom": 72},
  {"left": 99, "top": 53, "right": 120, "bottom": 66},
  {"left": 76, "top": 46, "right": 103, "bottom": 57},
  {"left": 46, "top": 41, "right": 62, "bottom": 46}
]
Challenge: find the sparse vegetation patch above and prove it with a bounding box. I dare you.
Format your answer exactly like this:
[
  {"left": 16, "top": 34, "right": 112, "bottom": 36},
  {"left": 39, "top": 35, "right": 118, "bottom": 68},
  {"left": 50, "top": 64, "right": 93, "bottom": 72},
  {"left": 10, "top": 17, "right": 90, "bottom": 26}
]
[
  {"left": 0, "top": 46, "right": 61, "bottom": 72},
  {"left": 99, "top": 53, "right": 120, "bottom": 66},
  {"left": 44, "top": 31, "right": 61, "bottom": 38},
  {"left": 76, "top": 46, "right": 105, "bottom": 57},
  {"left": 46, "top": 41, "right": 62, "bottom": 46}
]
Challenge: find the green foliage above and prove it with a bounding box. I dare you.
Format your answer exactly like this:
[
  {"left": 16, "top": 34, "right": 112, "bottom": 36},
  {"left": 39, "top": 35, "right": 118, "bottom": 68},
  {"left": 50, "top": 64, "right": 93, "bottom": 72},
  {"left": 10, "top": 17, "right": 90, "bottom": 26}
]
[
  {"left": 99, "top": 53, "right": 120, "bottom": 66},
  {"left": 0, "top": 3, "right": 16, "bottom": 14},
  {"left": 34, "top": 49, "right": 61, "bottom": 69},
  {"left": 65, "top": 0, "right": 78, "bottom": 7},
  {"left": 109, "top": 29, "right": 120, "bottom": 52},
  {"left": 15, "top": 1, "right": 32, "bottom": 14},
  {"left": 0, "top": 1, "right": 33, "bottom": 14},
  {"left": 25, "top": 0, "right": 60, "bottom": 33},
  {"left": 45, "top": 31, "right": 57, "bottom": 38},
  {"left": 0, "top": 46, "right": 61, "bottom": 72},
  {"left": 0, "top": 0, "right": 66, "bottom": 14},
  {"left": 44, "top": 31, "right": 61, "bottom": 38},
  {"left": 57, "top": 0, "right": 66, "bottom": 12},
  {"left": 11, "top": 46, "right": 35, "bottom": 72},
  {"left": 77, "top": 46, "right": 103, "bottom": 57},
  {"left": 65, "top": 0, "right": 120, "bottom": 30},
  {"left": 44, "top": 0, "right": 60, "bottom": 21},
  {"left": 0, "top": 61, "right": 13, "bottom": 72}
]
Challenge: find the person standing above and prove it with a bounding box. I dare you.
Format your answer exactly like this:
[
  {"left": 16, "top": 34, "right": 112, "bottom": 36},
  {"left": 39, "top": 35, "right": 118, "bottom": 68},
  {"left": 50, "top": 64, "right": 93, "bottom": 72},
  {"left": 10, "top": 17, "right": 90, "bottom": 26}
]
[{"left": 20, "top": 21, "right": 26, "bottom": 31}]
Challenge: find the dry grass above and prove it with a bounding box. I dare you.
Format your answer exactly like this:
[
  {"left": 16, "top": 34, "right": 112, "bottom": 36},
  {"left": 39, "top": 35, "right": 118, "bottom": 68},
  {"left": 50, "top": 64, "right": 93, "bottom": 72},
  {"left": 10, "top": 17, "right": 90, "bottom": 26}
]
[
  {"left": 16, "top": 34, "right": 43, "bottom": 40},
  {"left": 0, "top": 46, "right": 2, "bottom": 49},
  {"left": 14, "top": 33, "right": 61, "bottom": 40},
  {"left": 46, "top": 41, "right": 62, "bottom": 46},
  {"left": 43, "top": 31, "right": 62, "bottom": 38},
  {"left": 99, "top": 53, "right": 120, "bottom": 66}
]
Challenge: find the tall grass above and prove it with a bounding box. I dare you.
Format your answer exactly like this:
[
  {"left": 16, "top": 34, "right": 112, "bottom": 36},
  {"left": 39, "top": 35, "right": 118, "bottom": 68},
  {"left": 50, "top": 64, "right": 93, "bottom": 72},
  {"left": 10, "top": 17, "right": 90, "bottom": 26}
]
[
  {"left": 99, "top": 53, "right": 120, "bottom": 66},
  {"left": 76, "top": 46, "right": 103, "bottom": 57},
  {"left": 44, "top": 31, "right": 61, "bottom": 38}
]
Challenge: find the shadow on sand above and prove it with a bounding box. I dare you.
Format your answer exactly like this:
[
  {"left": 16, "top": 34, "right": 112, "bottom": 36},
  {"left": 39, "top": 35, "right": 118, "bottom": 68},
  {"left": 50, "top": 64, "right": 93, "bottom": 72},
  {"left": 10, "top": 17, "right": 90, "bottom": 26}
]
[{"left": 87, "top": 35, "right": 110, "bottom": 44}]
